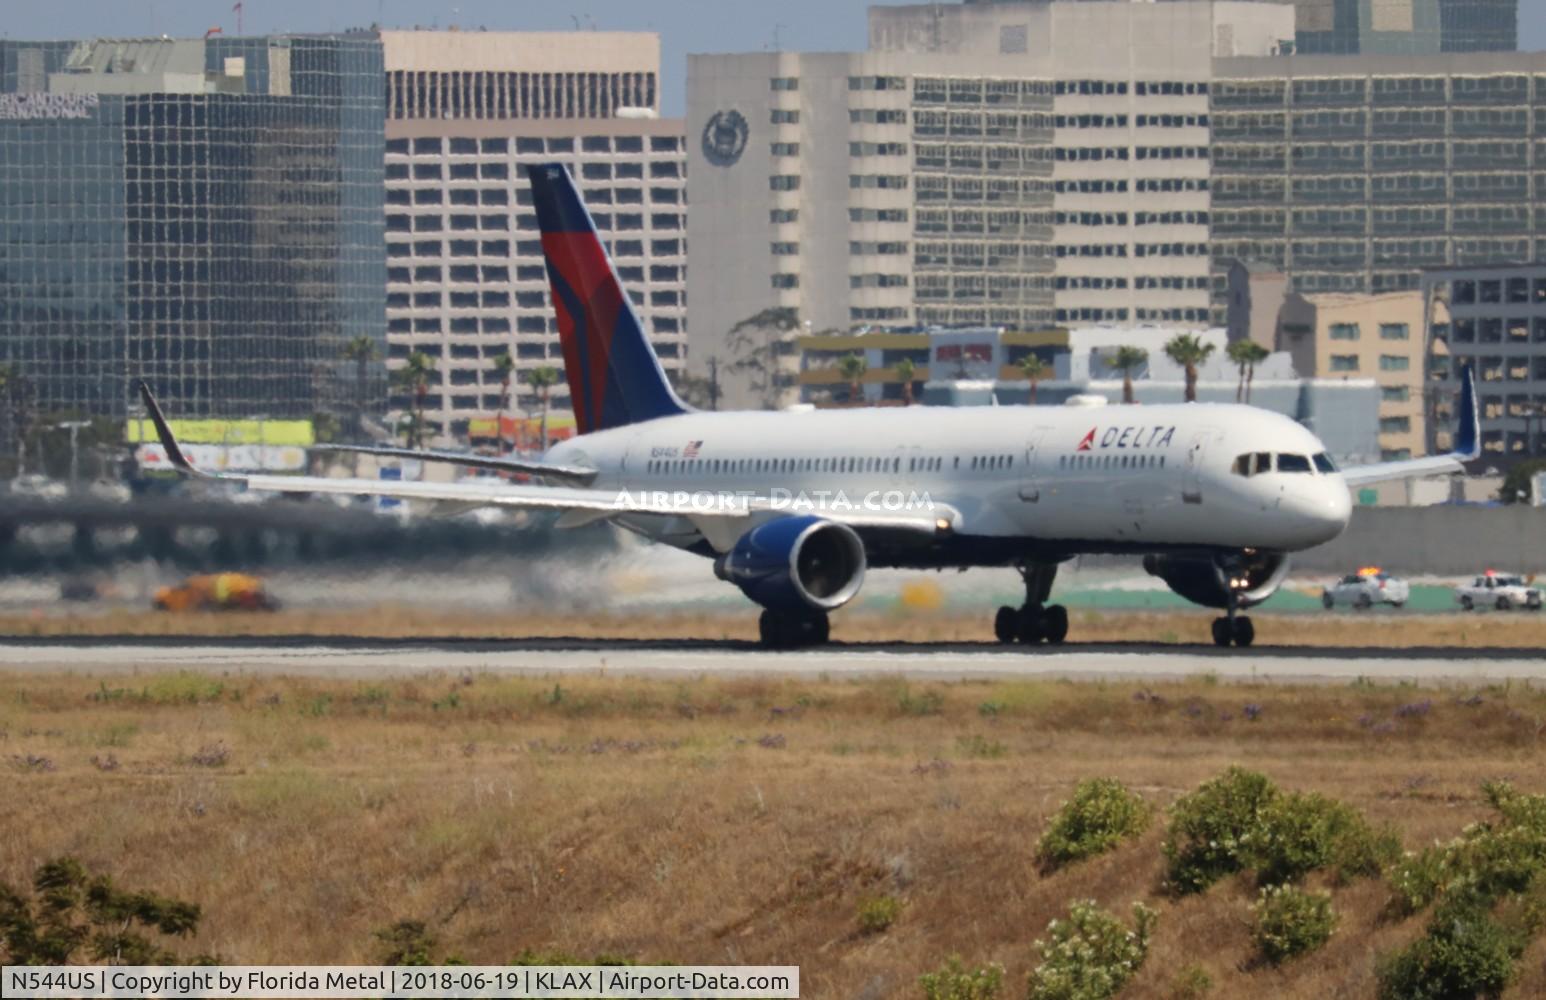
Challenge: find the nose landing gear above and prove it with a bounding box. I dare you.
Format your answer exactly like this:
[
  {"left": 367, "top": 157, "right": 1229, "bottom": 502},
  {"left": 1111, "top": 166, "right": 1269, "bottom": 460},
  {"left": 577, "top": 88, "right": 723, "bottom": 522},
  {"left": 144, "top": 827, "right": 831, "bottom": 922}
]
[
  {"left": 1211, "top": 569, "right": 1256, "bottom": 648},
  {"left": 995, "top": 562, "right": 1068, "bottom": 645}
]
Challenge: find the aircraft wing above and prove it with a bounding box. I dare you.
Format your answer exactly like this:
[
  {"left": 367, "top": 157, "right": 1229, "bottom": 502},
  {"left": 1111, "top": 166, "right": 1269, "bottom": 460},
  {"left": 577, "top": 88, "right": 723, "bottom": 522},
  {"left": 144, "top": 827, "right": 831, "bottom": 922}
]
[
  {"left": 137, "top": 383, "right": 956, "bottom": 547},
  {"left": 1338, "top": 363, "right": 1478, "bottom": 488},
  {"left": 311, "top": 443, "right": 596, "bottom": 485}
]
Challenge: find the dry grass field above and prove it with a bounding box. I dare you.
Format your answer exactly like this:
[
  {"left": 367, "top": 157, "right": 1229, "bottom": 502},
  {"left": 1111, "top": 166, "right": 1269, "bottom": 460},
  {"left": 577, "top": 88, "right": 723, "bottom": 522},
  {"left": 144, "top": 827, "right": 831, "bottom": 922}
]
[
  {"left": 2, "top": 605, "right": 1545, "bottom": 647},
  {"left": 3, "top": 669, "right": 1546, "bottom": 997}
]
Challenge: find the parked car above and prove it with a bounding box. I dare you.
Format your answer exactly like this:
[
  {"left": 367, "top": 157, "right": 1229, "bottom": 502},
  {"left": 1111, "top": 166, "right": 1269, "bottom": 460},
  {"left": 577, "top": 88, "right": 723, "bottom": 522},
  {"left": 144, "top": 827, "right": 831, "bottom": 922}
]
[
  {"left": 1322, "top": 568, "right": 1410, "bottom": 609},
  {"left": 1454, "top": 572, "right": 1543, "bottom": 611}
]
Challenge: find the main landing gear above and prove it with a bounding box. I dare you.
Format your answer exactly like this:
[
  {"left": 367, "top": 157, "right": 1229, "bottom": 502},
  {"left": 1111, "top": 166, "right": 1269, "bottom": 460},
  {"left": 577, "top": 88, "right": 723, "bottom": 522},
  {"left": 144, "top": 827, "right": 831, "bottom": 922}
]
[
  {"left": 994, "top": 562, "right": 1069, "bottom": 645},
  {"left": 758, "top": 609, "right": 830, "bottom": 649}
]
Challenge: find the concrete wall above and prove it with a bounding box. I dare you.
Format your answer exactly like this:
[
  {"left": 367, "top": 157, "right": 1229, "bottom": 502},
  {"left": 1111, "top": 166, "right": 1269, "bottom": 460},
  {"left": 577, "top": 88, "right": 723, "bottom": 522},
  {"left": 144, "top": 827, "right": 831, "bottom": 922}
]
[{"left": 1292, "top": 505, "right": 1546, "bottom": 573}]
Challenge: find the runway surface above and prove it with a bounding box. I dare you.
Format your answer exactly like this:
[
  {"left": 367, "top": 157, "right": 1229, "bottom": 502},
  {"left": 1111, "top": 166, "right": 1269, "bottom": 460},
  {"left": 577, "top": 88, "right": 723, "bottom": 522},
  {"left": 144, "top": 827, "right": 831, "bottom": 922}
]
[{"left": 0, "top": 636, "right": 1540, "bottom": 684}]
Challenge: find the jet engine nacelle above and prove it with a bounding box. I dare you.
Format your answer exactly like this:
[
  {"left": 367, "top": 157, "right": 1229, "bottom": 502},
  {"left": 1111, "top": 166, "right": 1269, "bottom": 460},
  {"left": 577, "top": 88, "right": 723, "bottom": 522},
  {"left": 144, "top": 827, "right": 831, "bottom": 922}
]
[
  {"left": 1143, "top": 550, "right": 1290, "bottom": 610},
  {"left": 714, "top": 515, "right": 867, "bottom": 614}
]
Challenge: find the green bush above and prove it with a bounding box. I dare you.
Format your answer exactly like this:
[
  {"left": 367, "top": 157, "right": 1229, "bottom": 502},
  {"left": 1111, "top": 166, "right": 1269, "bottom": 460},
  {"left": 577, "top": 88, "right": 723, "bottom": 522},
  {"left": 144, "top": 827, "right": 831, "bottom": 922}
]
[
  {"left": 1376, "top": 904, "right": 1525, "bottom": 1000},
  {"left": 1166, "top": 963, "right": 1212, "bottom": 1000},
  {"left": 1027, "top": 900, "right": 1156, "bottom": 1000},
  {"left": 1388, "top": 781, "right": 1546, "bottom": 917},
  {"left": 1251, "top": 884, "right": 1337, "bottom": 964},
  {"left": 0, "top": 858, "right": 209, "bottom": 965},
  {"left": 1161, "top": 766, "right": 1279, "bottom": 894},
  {"left": 1035, "top": 778, "right": 1153, "bottom": 874},
  {"left": 1247, "top": 791, "right": 1400, "bottom": 885},
  {"left": 917, "top": 956, "right": 1004, "bottom": 1000},
  {"left": 857, "top": 895, "right": 903, "bottom": 935}
]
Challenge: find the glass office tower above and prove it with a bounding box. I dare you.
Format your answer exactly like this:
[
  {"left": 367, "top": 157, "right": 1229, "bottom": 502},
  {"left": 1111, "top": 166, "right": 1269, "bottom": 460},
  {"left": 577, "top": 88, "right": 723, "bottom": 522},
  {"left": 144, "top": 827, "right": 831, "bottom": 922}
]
[{"left": 0, "top": 35, "right": 385, "bottom": 419}]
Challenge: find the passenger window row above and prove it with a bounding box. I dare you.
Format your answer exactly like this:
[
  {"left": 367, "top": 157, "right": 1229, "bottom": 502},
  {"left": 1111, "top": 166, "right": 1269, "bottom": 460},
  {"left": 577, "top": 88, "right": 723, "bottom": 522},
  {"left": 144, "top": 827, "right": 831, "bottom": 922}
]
[{"left": 1058, "top": 453, "right": 1166, "bottom": 471}]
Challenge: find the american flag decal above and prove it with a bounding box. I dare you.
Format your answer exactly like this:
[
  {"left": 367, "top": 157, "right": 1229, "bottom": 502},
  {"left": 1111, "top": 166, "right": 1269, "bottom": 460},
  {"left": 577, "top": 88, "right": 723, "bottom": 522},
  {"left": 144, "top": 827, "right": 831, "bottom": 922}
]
[{"left": 683, "top": 440, "right": 703, "bottom": 458}]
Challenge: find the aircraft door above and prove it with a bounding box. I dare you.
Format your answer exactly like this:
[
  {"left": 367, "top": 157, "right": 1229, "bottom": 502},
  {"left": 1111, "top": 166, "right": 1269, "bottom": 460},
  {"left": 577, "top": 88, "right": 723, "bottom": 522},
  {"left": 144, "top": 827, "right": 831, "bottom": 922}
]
[
  {"left": 1182, "top": 429, "right": 1214, "bottom": 505},
  {"left": 1018, "top": 428, "right": 1049, "bottom": 502}
]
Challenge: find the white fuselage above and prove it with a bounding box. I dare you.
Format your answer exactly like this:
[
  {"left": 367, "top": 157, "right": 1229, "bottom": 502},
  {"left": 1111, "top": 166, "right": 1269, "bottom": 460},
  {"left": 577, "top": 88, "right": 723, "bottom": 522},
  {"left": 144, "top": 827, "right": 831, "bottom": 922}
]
[{"left": 545, "top": 402, "right": 1353, "bottom": 563}]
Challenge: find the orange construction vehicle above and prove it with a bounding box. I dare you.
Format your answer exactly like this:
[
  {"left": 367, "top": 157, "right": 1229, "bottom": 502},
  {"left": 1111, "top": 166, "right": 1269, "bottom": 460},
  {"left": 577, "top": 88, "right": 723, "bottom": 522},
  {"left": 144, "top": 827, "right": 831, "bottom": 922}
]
[{"left": 153, "top": 573, "right": 279, "bottom": 612}]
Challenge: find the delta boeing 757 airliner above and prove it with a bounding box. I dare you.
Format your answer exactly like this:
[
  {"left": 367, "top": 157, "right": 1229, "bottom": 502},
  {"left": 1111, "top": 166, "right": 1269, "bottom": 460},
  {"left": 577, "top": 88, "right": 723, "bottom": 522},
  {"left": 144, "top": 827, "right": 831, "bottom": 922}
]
[{"left": 139, "top": 163, "right": 1478, "bottom": 649}]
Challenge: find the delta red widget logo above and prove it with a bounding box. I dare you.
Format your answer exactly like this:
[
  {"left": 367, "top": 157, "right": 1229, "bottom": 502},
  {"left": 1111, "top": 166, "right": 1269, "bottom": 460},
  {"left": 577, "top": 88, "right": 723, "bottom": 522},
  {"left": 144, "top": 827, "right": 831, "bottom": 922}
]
[{"left": 1077, "top": 426, "right": 1177, "bottom": 451}]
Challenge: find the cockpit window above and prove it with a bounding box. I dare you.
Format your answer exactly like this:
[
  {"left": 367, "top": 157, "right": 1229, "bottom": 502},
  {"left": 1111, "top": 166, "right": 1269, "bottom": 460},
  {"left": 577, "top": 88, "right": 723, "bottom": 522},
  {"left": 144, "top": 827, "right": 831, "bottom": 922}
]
[
  {"left": 1313, "top": 452, "right": 1337, "bottom": 473},
  {"left": 1232, "top": 452, "right": 1276, "bottom": 477},
  {"left": 1277, "top": 453, "right": 1312, "bottom": 473}
]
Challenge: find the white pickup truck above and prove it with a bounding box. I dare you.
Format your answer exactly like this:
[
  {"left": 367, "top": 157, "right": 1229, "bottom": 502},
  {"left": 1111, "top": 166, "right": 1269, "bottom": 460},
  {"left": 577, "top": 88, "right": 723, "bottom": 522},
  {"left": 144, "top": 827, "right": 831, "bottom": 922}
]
[{"left": 1454, "top": 573, "right": 1543, "bottom": 611}]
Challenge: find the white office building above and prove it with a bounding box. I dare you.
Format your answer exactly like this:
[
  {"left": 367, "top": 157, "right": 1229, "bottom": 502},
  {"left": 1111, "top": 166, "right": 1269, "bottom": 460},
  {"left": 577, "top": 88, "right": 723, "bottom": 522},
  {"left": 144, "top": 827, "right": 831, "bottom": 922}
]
[{"left": 381, "top": 31, "right": 686, "bottom": 441}]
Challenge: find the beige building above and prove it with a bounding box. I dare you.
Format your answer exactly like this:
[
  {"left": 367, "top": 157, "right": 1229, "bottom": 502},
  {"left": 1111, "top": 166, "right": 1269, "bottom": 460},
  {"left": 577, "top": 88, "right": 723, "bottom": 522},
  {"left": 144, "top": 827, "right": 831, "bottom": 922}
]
[
  {"left": 687, "top": 0, "right": 1295, "bottom": 408},
  {"left": 1273, "top": 290, "right": 1438, "bottom": 460},
  {"left": 380, "top": 32, "right": 685, "bottom": 442}
]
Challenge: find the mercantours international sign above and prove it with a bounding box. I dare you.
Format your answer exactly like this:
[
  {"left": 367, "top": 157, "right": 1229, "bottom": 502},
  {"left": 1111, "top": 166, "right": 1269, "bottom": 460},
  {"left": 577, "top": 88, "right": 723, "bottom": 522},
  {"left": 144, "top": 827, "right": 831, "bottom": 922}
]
[{"left": 0, "top": 93, "right": 100, "bottom": 120}]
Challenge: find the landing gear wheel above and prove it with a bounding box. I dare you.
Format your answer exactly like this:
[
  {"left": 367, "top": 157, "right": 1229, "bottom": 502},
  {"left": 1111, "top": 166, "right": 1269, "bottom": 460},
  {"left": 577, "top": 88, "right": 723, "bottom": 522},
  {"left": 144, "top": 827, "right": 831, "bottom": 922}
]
[
  {"left": 1041, "top": 604, "right": 1069, "bottom": 645},
  {"left": 1233, "top": 615, "right": 1255, "bottom": 648},
  {"left": 758, "top": 609, "right": 783, "bottom": 648},
  {"left": 1017, "top": 606, "right": 1044, "bottom": 645},
  {"left": 758, "top": 610, "right": 831, "bottom": 649},
  {"left": 1211, "top": 617, "right": 1232, "bottom": 647},
  {"left": 994, "top": 605, "right": 1018, "bottom": 644}
]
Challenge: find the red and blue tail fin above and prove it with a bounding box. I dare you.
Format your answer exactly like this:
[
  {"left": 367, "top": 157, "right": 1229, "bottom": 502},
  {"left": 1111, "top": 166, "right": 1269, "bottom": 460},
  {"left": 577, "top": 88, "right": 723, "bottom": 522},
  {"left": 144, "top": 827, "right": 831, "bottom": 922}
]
[{"left": 525, "top": 163, "right": 688, "bottom": 434}]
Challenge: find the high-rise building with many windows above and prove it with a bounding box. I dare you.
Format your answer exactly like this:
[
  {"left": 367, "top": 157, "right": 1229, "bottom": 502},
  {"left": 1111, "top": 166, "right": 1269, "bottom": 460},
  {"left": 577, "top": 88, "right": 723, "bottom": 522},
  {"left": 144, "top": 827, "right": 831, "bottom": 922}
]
[
  {"left": 0, "top": 34, "right": 385, "bottom": 419},
  {"left": 688, "top": 1, "right": 1292, "bottom": 407},
  {"left": 379, "top": 32, "right": 685, "bottom": 444},
  {"left": 1209, "top": 52, "right": 1546, "bottom": 305}
]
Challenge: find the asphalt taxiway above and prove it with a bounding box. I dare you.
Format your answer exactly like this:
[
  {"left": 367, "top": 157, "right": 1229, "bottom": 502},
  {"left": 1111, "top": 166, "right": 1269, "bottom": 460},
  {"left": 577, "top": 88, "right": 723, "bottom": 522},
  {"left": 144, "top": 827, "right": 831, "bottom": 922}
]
[{"left": 0, "top": 636, "right": 1539, "bottom": 684}]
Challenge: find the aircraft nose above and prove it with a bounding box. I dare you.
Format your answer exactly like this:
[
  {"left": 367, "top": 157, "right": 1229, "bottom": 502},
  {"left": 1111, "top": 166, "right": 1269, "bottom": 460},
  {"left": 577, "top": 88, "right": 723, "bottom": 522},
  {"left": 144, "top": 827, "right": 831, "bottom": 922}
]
[
  {"left": 1307, "top": 478, "right": 1353, "bottom": 542},
  {"left": 1281, "top": 478, "right": 1352, "bottom": 546}
]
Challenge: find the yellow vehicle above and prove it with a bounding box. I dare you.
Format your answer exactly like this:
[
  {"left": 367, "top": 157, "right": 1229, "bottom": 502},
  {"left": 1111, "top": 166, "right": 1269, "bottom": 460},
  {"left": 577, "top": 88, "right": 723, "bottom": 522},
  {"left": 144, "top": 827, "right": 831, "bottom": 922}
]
[{"left": 153, "top": 573, "right": 279, "bottom": 612}]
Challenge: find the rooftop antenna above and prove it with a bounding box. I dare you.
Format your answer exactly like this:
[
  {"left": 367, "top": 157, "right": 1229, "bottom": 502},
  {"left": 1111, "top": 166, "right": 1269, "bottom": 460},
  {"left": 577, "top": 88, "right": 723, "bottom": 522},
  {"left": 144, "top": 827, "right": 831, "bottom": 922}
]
[{"left": 233, "top": 1, "right": 243, "bottom": 35}]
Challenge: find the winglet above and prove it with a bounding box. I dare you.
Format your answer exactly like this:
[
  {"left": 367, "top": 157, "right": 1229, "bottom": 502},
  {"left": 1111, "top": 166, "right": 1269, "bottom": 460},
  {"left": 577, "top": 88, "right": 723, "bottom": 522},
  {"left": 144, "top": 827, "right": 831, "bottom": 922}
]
[
  {"left": 137, "top": 380, "right": 209, "bottom": 478},
  {"left": 1453, "top": 362, "right": 1479, "bottom": 462}
]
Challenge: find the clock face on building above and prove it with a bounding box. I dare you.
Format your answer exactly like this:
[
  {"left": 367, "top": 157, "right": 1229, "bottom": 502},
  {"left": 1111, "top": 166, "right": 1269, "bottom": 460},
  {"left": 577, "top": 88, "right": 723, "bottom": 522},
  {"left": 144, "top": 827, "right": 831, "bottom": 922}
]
[{"left": 701, "top": 109, "right": 749, "bottom": 167}]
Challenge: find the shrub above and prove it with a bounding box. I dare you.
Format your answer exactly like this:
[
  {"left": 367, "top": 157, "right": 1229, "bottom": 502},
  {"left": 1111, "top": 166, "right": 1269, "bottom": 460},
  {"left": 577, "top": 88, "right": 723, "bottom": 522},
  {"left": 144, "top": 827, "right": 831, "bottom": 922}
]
[
  {"left": 917, "top": 956, "right": 1004, "bottom": 1000},
  {"left": 1251, "top": 884, "right": 1337, "bottom": 964},
  {"left": 1166, "top": 963, "right": 1212, "bottom": 1000},
  {"left": 1247, "top": 791, "right": 1399, "bottom": 885},
  {"left": 1376, "top": 904, "right": 1525, "bottom": 1000},
  {"left": 857, "top": 895, "right": 903, "bottom": 935},
  {"left": 0, "top": 858, "right": 208, "bottom": 965},
  {"left": 1389, "top": 844, "right": 1450, "bottom": 915},
  {"left": 1027, "top": 900, "right": 1156, "bottom": 1000},
  {"left": 1161, "top": 766, "right": 1278, "bottom": 894},
  {"left": 1387, "top": 781, "right": 1546, "bottom": 917},
  {"left": 1035, "top": 778, "right": 1153, "bottom": 873}
]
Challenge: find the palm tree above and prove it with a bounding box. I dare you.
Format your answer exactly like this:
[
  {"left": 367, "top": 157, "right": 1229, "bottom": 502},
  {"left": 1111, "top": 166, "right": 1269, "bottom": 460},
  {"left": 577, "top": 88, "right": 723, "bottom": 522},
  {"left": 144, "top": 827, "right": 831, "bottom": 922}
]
[
  {"left": 1163, "top": 333, "right": 1216, "bottom": 403},
  {"left": 1106, "top": 346, "right": 1149, "bottom": 405},
  {"left": 837, "top": 353, "right": 867, "bottom": 405},
  {"left": 491, "top": 351, "right": 515, "bottom": 447},
  {"left": 1017, "top": 354, "right": 1049, "bottom": 405},
  {"left": 1227, "top": 340, "right": 1271, "bottom": 404},
  {"left": 893, "top": 357, "right": 917, "bottom": 406},
  {"left": 393, "top": 350, "right": 437, "bottom": 448},
  {"left": 526, "top": 365, "right": 561, "bottom": 452},
  {"left": 340, "top": 335, "right": 379, "bottom": 440}
]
